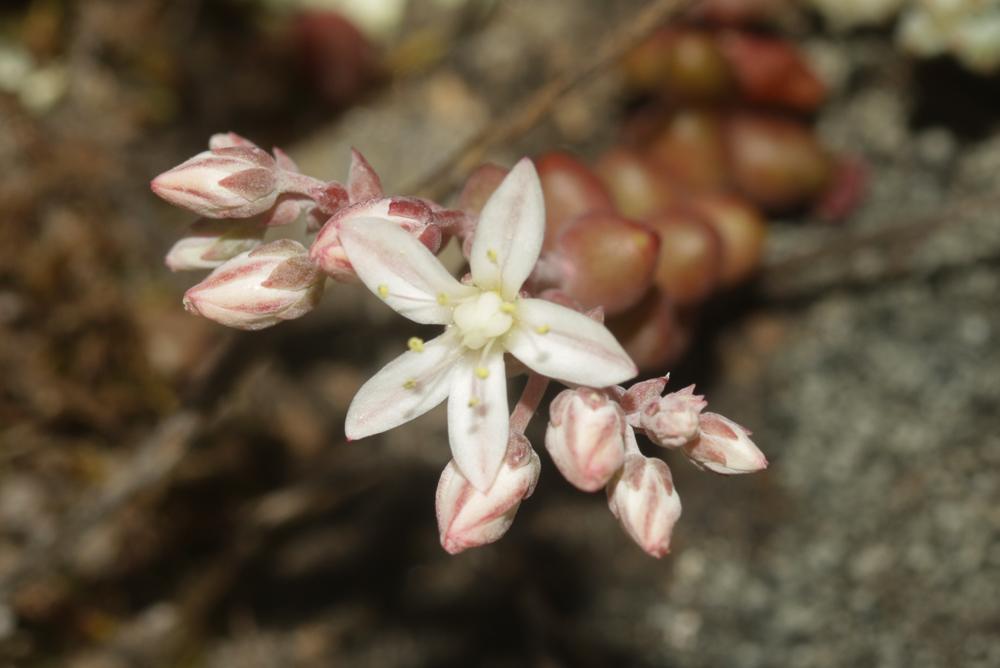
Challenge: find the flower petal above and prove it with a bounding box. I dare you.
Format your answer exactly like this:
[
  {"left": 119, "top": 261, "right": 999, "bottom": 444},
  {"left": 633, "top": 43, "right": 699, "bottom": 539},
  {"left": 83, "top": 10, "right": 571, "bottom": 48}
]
[
  {"left": 340, "top": 217, "right": 474, "bottom": 323},
  {"left": 447, "top": 348, "right": 509, "bottom": 491},
  {"left": 469, "top": 158, "right": 545, "bottom": 299},
  {"left": 506, "top": 298, "right": 637, "bottom": 387},
  {"left": 345, "top": 331, "right": 463, "bottom": 439}
]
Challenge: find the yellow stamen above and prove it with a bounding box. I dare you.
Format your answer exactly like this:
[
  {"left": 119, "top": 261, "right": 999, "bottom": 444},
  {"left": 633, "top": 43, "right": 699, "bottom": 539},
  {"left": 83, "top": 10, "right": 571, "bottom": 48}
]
[
  {"left": 407, "top": 337, "right": 425, "bottom": 352},
  {"left": 377, "top": 284, "right": 389, "bottom": 299},
  {"left": 403, "top": 379, "right": 417, "bottom": 390},
  {"left": 474, "top": 366, "right": 490, "bottom": 379},
  {"left": 500, "top": 301, "right": 516, "bottom": 314},
  {"left": 486, "top": 248, "right": 498, "bottom": 263},
  {"left": 468, "top": 397, "right": 480, "bottom": 407},
  {"left": 436, "top": 292, "right": 449, "bottom": 305},
  {"left": 535, "top": 324, "right": 550, "bottom": 335}
]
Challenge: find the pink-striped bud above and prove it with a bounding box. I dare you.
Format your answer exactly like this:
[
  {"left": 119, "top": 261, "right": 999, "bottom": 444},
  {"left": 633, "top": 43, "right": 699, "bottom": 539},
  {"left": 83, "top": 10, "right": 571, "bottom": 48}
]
[
  {"left": 545, "top": 388, "right": 627, "bottom": 492},
  {"left": 165, "top": 219, "right": 264, "bottom": 271},
  {"left": 151, "top": 144, "right": 280, "bottom": 219},
  {"left": 436, "top": 432, "right": 541, "bottom": 555},
  {"left": 183, "top": 240, "right": 324, "bottom": 330},
  {"left": 310, "top": 197, "right": 442, "bottom": 282},
  {"left": 607, "top": 454, "right": 682, "bottom": 558},
  {"left": 640, "top": 385, "right": 707, "bottom": 449},
  {"left": 684, "top": 412, "right": 767, "bottom": 474}
]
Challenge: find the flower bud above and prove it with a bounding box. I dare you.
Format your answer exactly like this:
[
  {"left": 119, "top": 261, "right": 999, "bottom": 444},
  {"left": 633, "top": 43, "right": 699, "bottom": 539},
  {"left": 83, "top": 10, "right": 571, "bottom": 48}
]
[
  {"left": 309, "top": 197, "right": 441, "bottom": 281},
  {"left": 594, "top": 147, "right": 681, "bottom": 220},
  {"left": 545, "top": 388, "right": 627, "bottom": 492},
  {"left": 535, "top": 152, "right": 615, "bottom": 248},
  {"left": 436, "top": 432, "right": 541, "bottom": 554},
  {"left": 347, "top": 147, "right": 384, "bottom": 203},
  {"left": 646, "top": 209, "right": 724, "bottom": 306},
  {"left": 724, "top": 111, "right": 833, "bottom": 211},
  {"left": 165, "top": 219, "right": 264, "bottom": 271},
  {"left": 684, "top": 412, "right": 767, "bottom": 474},
  {"left": 619, "top": 375, "right": 669, "bottom": 421},
  {"left": 552, "top": 212, "right": 660, "bottom": 316},
  {"left": 151, "top": 145, "right": 280, "bottom": 219},
  {"left": 640, "top": 385, "right": 707, "bottom": 449},
  {"left": 183, "top": 239, "right": 324, "bottom": 330},
  {"left": 607, "top": 454, "right": 682, "bottom": 558}
]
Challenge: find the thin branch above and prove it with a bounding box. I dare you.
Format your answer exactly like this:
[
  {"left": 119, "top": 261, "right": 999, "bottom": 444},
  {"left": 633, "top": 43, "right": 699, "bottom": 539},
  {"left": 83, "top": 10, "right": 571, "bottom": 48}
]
[{"left": 411, "top": 0, "right": 693, "bottom": 201}]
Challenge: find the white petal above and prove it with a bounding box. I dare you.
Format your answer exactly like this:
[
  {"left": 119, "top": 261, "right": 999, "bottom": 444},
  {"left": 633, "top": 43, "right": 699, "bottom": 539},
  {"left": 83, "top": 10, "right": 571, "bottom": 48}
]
[
  {"left": 340, "top": 217, "right": 474, "bottom": 324},
  {"left": 447, "top": 348, "right": 509, "bottom": 491},
  {"left": 345, "top": 331, "right": 462, "bottom": 439},
  {"left": 506, "top": 298, "right": 637, "bottom": 387},
  {"left": 469, "top": 158, "right": 545, "bottom": 299}
]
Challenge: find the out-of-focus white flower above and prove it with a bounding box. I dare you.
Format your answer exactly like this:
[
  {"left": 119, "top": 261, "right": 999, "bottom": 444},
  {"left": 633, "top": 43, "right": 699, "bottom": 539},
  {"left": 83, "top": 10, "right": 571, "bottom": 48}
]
[
  {"left": 341, "top": 158, "right": 637, "bottom": 490},
  {"left": 898, "top": 0, "right": 1000, "bottom": 74},
  {"left": 684, "top": 412, "right": 768, "bottom": 475},
  {"left": 545, "top": 388, "right": 627, "bottom": 492},
  {"left": 165, "top": 219, "right": 264, "bottom": 271},
  {"left": 436, "top": 432, "right": 541, "bottom": 554},
  {"left": 607, "top": 452, "right": 682, "bottom": 558},
  {"left": 640, "top": 385, "right": 707, "bottom": 449},
  {"left": 183, "top": 239, "right": 324, "bottom": 330},
  {"left": 808, "top": 0, "right": 905, "bottom": 29}
]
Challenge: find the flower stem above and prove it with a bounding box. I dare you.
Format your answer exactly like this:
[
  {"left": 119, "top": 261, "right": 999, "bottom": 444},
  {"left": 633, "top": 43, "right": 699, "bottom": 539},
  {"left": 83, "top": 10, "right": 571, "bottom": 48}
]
[{"left": 509, "top": 372, "right": 550, "bottom": 434}]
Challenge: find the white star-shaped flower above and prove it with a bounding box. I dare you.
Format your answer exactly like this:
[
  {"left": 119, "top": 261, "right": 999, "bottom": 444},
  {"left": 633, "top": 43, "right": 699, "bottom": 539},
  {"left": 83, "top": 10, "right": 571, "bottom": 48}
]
[{"left": 340, "top": 159, "right": 638, "bottom": 490}]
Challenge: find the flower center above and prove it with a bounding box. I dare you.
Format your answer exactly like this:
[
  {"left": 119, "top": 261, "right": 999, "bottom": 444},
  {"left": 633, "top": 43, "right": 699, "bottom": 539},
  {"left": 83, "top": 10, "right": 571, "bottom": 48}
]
[{"left": 452, "top": 290, "right": 514, "bottom": 349}]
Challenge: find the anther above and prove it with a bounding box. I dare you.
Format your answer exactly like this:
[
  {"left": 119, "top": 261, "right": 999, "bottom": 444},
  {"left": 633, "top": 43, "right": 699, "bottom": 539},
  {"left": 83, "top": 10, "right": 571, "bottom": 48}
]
[
  {"left": 500, "top": 301, "right": 516, "bottom": 314},
  {"left": 436, "top": 292, "right": 449, "bottom": 305},
  {"left": 475, "top": 366, "right": 490, "bottom": 379},
  {"left": 486, "top": 248, "right": 498, "bottom": 263},
  {"left": 535, "top": 324, "right": 550, "bottom": 335},
  {"left": 377, "top": 284, "right": 389, "bottom": 299},
  {"left": 407, "top": 337, "right": 425, "bottom": 352},
  {"left": 403, "top": 379, "right": 417, "bottom": 390},
  {"left": 468, "top": 397, "right": 480, "bottom": 407}
]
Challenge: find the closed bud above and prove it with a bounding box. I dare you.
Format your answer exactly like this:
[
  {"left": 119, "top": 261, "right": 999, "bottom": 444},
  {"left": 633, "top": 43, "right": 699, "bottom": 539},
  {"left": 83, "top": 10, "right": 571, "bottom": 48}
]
[
  {"left": 545, "top": 388, "right": 627, "bottom": 492},
  {"left": 310, "top": 197, "right": 441, "bottom": 281},
  {"left": 607, "top": 454, "right": 682, "bottom": 558},
  {"left": 458, "top": 163, "right": 508, "bottom": 215},
  {"left": 640, "top": 385, "right": 707, "bottom": 449},
  {"left": 436, "top": 432, "right": 541, "bottom": 555},
  {"left": 183, "top": 239, "right": 324, "bottom": 330},
  {"left": 684, "top": 412, "right": 768, "bottom": 474},
  {"left": 165, "top": 219, "right": 264, "bottom": 271},
  {"left": 535, "top": 152, "right": 615, "bottom": 248},
  {"left": 151, "top": 145, "right": 280, "bottom": 219}
]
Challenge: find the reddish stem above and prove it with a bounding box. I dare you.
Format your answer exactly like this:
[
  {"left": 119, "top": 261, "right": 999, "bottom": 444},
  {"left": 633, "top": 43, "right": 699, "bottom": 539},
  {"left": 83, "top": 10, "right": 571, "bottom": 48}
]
[{"left": 509, "top": 372, "right": 551, "bottom": 434}]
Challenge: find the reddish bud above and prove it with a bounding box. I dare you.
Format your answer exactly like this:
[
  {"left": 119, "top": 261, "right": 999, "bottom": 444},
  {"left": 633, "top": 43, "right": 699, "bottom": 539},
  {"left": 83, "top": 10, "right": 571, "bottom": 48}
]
[
  {"left": 545, "top": 388, "right": 627, "bottom": 492},
  {"left": 183, "top": 239, "right": 324, "bottom": 330},
  {"left": 607, "top": 454, "right": 682, "bottom": 558},
  {"left": 165, "top": 219, "right": 264, "bottom": 271},
  {"left": 535, "top": 152, "right": 615, "bottom": 248},
  {"left": 640, "top": 385, "right": 707, "bottom": 449},
  {"left": 689, "top": 193, "right": 767, "bottom": 288},
  {"left": 310, "top": 197, "right": 441, "bottom": 281},
  {"left": 724, "top": 111, "right": 833, "bottom": 211},
  {"left": 646, "top": 209, "right": 724, "bottom": 306},
  {"left": 620, "top": 375, "right": 669, "bottom": 420},
  {"left": 608, "top": 290, "right": 692, "bottom": 372},
  {"left": 550, "top": 212, "right": 660, "bottom": 315},
  {"left": 346, "top": 148, "right": 384, "bottom": 203},
  {"left": 436, "top": 432, "right": 541, "bottom": 554},
  {"left": 151, "top": 145, "right": 280, "bottom": 219},
  {"left": 647, "top": 109, "right": 729, "bottom": 192},
  {"left": 718, "top": 32, "right": 826, "bottom": 113},
  {"left": 685, "top": 412, "right": 767, "bottom": 474},
  {"left": 458, "top": 163, "right": 508, "bottom": 215},
  {"left": 595, "top": 147, "right": 681, "bottom": 220}
]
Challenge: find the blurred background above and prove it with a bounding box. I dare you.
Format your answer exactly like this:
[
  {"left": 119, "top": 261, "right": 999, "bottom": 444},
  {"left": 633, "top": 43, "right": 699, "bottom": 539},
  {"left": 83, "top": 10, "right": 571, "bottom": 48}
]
[{"left": 1, "top": 0, "right": 999, "bottom": 666}]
